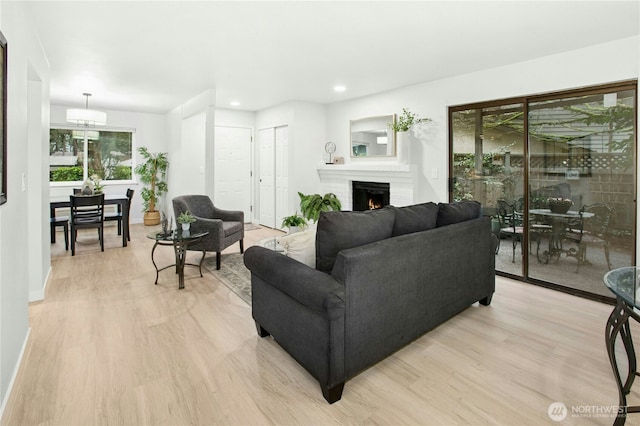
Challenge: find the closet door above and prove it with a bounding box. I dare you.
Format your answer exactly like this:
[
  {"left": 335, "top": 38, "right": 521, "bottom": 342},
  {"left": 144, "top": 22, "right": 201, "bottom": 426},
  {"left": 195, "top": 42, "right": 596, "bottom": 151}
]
[
  {"left": 214, "top": 126, "right": 252, "bottom": 221},
  {"left": 258, "top": 128, "right": 275, "bottom": 228},
  {"left": 275, "top": 126, "right": 289, "bottom": 230}
]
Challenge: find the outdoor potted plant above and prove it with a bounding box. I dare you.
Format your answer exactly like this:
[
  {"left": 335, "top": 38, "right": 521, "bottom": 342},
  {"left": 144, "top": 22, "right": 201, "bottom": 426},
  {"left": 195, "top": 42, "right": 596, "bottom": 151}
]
[
  {"left": 388, "top": 108, "right": 431, "bottom": 163},
  {"left": 134, "top": 147, "right": 169, "bottom": 225},
  {"left": 298, "top": 192, "right": 342, "bottom": 223},
  {"left": 177, "top": 211, "right": 196, "bottom": 231},
  {"left": 547, "top": 197, "right": 573, "bottom": 214},
  {"left": 281, "top": 212, "right": 308, "bottom": 233}
]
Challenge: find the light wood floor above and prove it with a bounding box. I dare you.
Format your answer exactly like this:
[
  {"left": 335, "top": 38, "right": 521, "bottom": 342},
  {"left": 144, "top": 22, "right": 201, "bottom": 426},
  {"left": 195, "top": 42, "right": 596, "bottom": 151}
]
[{"left": 2, "top": 223, "right": 638, "bottom": 425}]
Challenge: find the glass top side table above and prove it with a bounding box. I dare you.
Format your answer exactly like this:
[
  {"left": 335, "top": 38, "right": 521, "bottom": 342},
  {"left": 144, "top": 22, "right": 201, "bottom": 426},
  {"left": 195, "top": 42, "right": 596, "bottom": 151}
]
[
  {"left": 147, "top": 230, "right": 209, "bottom": 289},
  {"left": 604, "top": 267, "right": 640, "bottom": 425}
]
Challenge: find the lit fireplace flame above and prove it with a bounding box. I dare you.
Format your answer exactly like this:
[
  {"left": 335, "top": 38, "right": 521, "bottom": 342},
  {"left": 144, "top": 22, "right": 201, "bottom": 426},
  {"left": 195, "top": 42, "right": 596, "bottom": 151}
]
[{"left": 368, "top": 198, "right": 383, "bottom": 210}]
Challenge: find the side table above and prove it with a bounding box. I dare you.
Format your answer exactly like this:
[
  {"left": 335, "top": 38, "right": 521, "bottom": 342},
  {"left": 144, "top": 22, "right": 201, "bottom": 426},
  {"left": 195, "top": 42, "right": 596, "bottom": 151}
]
[
  {"left": 604, "top": 267, "right": 640, "bottom": 425},
  {"left": 147, "top": 230, "right": 209, "bottom": 289}
]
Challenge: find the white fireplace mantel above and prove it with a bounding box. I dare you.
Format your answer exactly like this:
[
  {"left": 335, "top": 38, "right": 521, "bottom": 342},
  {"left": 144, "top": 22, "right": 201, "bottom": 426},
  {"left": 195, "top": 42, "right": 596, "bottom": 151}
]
[{"left": 317, "top": 163, "right": 418, "bottom": 210}]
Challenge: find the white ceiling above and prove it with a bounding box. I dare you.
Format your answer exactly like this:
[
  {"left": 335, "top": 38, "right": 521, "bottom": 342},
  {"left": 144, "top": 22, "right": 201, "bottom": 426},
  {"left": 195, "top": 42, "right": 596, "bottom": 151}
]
[{"left": 25, "top": 1, "right": 640, "bottom": 114}]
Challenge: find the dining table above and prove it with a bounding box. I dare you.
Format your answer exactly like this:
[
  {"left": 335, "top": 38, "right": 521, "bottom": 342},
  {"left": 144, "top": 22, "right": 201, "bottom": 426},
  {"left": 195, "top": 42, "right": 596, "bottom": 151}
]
[{"left": 50, "top": 193, "right": 130, "bottom": 248}]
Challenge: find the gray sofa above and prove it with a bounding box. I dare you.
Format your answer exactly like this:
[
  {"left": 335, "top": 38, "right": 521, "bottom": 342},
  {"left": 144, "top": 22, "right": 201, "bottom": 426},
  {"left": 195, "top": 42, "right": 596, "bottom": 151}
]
[{"left": 243, "top": 201, "right": 495, "bottom": 403}]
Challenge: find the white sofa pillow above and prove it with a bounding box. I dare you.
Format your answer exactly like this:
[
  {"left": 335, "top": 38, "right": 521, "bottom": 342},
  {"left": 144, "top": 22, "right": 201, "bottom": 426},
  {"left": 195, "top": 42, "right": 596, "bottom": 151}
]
[{"left": 278, "top": 229, "right": 316, "bottom": 268}]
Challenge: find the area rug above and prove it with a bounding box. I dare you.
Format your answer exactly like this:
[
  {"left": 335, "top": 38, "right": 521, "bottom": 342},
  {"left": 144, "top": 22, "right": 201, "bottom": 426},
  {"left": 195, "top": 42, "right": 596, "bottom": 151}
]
[{"left": 203, "top": 253, "right": 252, "bottom": 305}]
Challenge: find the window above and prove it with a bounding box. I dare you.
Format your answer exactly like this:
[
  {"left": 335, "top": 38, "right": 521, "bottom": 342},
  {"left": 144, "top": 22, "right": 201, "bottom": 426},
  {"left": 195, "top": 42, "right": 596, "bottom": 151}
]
[{"left": 49, "top": 127, "right": 133, "bottom": 183}]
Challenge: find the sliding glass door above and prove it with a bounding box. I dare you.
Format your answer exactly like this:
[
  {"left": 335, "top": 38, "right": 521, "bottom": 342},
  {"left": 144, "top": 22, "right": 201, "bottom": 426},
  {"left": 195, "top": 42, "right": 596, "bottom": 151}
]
[
  {"left": 450, "top": 82, "right": 637, "bottom": 299},
  {"left": 451, "top": 101, "right": 526, "bottom": 278}
]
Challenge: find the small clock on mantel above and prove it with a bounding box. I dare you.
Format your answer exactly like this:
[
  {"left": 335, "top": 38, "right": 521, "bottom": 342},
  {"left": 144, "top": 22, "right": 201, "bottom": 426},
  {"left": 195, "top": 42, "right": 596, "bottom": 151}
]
[{"left": 325, "top": 142, "right": 336, "bottom": 164}]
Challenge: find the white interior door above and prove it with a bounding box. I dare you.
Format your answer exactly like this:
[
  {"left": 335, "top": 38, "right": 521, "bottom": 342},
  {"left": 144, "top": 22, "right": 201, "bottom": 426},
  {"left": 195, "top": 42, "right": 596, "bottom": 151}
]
[
  {"left": 214, "top": 126, "right": 252, "bottom": 221},
  {"left": 258, "top": 128, "right": 275, "bottom": 228},
  {"left": 275, "top": 126, "right": 289, "bottom": 230}
]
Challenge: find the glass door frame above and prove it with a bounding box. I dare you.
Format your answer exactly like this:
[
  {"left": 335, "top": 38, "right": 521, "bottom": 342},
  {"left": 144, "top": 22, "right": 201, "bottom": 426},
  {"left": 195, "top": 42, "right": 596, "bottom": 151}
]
[{"left": 448, "top": 80, "right": 638, "bottom": 303}]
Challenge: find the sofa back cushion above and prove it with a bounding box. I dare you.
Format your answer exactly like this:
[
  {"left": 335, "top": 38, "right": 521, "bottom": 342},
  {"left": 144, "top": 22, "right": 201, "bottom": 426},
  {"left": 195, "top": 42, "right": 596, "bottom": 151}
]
[
  {"left": 391, "top": 202, "right": 439, "bottom": 236},
  {"left": 316, "top": 208, "right": 396, "bottom": 273},
  {"left": 436, "top": 200, "right": 482, "bottom": 227}
]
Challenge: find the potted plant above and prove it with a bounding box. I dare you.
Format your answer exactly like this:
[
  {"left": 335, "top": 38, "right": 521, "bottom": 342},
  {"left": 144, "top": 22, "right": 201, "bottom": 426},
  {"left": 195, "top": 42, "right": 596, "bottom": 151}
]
[
  {"left": 281, "top": 212, "right": 308, "bottom": 233},
  {"left": 177, "top": 211, "right": 196, "bottom": 231},
  {"left": 388, "top": 107, "right": 431, "bottom": 133},
  {"left": 547, "top": 197, "right": 573, "bottom": 214},
  {"left": 298, "top": 192, "right": 342, "bottom": 223},
  {"left": 388, "top": 108, "right": 431, "bottom": 164},
  {"left": 134, "top": 147, "right": 169, "bottom": 225}
]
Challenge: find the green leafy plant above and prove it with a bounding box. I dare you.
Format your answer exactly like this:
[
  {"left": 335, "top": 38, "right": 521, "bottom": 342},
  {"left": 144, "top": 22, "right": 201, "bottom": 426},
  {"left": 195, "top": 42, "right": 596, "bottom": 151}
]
[
  {"left": 388, "top": 108, "right": 432, "bottom": 132},
  {"left": 298, "top": 192, "right": 342, "bottom": 222},
  {"left": 50, "top": 166, "right": 83, "bottom": 182},
  {"left": 177, "top": 211, "right": 196, "bottom": 225},
  {"left": 281, "top": 212, "right": 308, "bottom": 229},
  {"left": 133, "top": 147, "right": 168, "bottom": 213}
]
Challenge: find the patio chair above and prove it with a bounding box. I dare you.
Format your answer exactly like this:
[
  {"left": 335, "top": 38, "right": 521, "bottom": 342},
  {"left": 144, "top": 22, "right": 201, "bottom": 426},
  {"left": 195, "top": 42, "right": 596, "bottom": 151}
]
[
  {"left": 497, "top": 198, "right": 524, "bottom": 263},
  {"left": 564, "top": 203, "right": 613, "bottom": 272}
]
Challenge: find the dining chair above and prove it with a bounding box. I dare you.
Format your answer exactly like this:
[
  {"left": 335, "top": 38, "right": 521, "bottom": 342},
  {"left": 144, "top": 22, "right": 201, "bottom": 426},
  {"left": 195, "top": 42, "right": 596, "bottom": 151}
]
[
  {"left": 70, "top": 193, "right": 105, "bottom": 256},
  {"left": 104, "top": 188, "right": 134, "bottom": 241},
  {"left": 50, "top": 215, "right": 69, "bottom": 250}
]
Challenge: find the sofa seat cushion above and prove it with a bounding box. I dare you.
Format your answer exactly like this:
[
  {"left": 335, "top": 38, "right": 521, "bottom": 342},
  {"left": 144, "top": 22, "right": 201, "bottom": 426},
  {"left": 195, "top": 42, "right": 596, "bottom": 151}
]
[
  {"left": 391, "top": 202, "right": 439, "bottom": 236},
  {"left": 316, "top": 208, "right": 396, "bottom": 273},
  {"left": 278, "top": 229, "right": 316, "bottom": 268},
  {"left": 223, "top": 221, "right": 243, "bottom": 236},
  {"left": 436, "top": 200, "right": 481, "bottom": 227}
]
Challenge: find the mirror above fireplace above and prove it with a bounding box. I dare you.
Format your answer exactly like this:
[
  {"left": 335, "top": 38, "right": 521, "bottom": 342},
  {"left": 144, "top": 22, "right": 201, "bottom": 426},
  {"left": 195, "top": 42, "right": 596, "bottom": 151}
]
[{"left": 350, "top": 114, "right": 396, "bottom": 158}]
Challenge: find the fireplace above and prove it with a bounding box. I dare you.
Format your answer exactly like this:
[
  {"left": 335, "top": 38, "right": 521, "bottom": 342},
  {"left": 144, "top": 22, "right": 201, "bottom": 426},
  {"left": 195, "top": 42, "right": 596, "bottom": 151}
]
[{"left": 352, "top": 181, "right": 390, "bottom": 211}]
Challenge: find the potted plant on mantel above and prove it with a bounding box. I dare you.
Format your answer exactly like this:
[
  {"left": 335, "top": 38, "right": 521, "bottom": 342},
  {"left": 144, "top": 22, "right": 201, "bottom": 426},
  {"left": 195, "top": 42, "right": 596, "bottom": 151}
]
[
  {"left": 134, "top": 147, "right": 169, "bottom": 226},
  {"left": 388, "top": 108, "right": 432, "bottom": 164}
]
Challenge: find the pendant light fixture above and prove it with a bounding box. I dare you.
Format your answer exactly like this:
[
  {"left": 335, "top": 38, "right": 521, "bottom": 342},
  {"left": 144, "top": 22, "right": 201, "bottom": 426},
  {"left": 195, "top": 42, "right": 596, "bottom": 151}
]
[{"left": 66, "top": 93, "right": 107, "bottom": 126}]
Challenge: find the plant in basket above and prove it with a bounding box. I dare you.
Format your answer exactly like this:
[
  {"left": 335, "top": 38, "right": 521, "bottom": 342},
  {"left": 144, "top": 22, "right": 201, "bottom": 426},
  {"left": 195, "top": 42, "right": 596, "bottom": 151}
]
[{"left": 547, "top": 197, "right": 573, "bottom": 214}]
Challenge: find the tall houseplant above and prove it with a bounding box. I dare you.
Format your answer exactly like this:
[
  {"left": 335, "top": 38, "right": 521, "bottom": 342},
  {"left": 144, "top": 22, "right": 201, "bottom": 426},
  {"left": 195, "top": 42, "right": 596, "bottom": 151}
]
[
  {"left": 134, "top": 147, "right": 169, "bottom": 225},
  {"left": 298, "top": 192, "right": 342, "bottom": 223}
]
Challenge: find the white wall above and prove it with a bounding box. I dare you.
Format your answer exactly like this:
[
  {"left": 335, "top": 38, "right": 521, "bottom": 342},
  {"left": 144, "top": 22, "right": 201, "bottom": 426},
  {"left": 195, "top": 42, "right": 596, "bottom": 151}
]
[
  {"left": 0, "top": 0, "right": 51, "bottom": 416},
  {"left": 165, "top": 90, "right": 215, "bottom": 216},
  {"left": 49, "top": 105, "right": 167, "bottom": 224},
  {"left": 325, "top": 36, "right": 640, "bottom": 205}
]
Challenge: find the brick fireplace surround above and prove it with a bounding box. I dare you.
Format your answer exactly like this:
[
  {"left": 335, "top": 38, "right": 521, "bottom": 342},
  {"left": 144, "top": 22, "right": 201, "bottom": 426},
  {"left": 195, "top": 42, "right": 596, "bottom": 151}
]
[{"left": 317, "top": 163, "right": 418, "bottom": 210}]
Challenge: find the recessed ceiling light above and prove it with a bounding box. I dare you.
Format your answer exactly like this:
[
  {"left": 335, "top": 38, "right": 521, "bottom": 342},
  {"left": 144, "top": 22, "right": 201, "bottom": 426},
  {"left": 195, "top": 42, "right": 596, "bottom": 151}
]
[
  {"left": 230, "top": 101, "right": 240, "bottom": 107},
  {"left": 334, "top": 85, "right": 346, "bottom": 93}
]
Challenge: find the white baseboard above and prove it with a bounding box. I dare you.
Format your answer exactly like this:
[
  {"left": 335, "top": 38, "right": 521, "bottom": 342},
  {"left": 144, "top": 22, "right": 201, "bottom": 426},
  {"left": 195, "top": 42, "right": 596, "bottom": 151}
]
[
  {"left": 29, "top": 266, "right": 50, "bottom": 302},
  {"left": 0, "top": 328, "right": 31, "bottom": 422}
]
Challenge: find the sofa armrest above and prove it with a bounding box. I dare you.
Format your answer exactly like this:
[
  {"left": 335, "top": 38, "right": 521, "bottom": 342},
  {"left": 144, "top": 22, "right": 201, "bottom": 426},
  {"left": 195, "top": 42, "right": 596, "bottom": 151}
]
[{"left": 244, "top": 246, "right": 345, "bottom": 316}]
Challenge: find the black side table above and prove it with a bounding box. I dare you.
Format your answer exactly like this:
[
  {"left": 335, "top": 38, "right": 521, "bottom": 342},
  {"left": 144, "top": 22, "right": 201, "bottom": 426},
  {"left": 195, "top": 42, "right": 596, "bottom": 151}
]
[
  {"left": 604, "top": 267, "right": 640, "bottom": 425},
  {"left": 147, "top": 230, "right": 209, "bottom": 289}
]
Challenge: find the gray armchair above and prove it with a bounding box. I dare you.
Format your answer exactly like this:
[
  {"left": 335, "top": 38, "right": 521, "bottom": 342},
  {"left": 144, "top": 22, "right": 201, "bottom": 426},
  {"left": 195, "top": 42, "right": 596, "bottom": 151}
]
[{"left": 172, "top": 195, "right": 244, "bottom": 269}]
